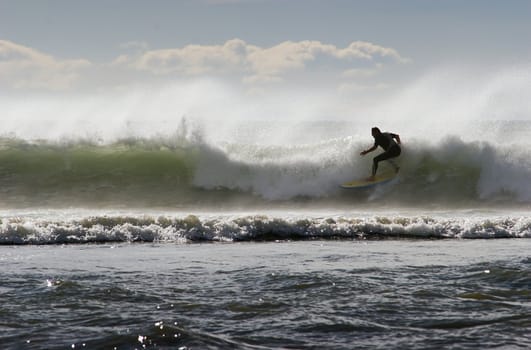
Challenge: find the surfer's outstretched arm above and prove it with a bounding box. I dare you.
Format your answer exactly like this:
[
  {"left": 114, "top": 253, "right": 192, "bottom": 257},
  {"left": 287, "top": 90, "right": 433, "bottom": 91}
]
[{"left": 360, "top": 145, "right": 377, "bottom": 156}]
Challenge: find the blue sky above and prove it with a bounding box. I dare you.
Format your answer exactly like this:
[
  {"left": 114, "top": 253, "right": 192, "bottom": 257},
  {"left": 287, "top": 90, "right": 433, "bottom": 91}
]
[{"left": 1, "top": 0, "right": 531, "bottom": 93}]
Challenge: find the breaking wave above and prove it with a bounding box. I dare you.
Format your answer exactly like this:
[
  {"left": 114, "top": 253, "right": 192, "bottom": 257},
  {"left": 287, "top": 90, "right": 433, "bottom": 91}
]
[
  {"left": 1, "top": 122, "right": 531, "bottom": 208},
  {"left": 1, "top": 212, "right": 530, "bottom": 244}
]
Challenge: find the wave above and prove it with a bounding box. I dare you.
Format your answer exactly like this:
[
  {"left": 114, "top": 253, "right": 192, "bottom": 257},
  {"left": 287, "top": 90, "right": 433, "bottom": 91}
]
[
  {"left": 1, "top": 213, "right": 530, "bottom": 244},
  {"left": 1, "top": 123, "right": 531, "bottom": 207}
]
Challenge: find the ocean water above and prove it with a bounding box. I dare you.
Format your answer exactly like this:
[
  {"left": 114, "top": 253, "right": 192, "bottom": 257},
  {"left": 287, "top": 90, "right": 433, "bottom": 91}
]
[
  {"left": 2, "top": 77, "right": 531, "bottom": 348},
  {"left": 1, "top": 239, "right": 530, "bottom": 349}
]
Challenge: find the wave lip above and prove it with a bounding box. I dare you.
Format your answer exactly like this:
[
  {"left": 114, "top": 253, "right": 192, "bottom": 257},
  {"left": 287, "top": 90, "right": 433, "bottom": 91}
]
[{"left": 1, "top": 214, "right": 530, "bottom": 245}]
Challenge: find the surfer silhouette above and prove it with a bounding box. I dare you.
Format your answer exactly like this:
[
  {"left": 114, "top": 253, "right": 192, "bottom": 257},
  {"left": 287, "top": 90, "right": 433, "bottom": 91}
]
[{"left": 360, "top": 127, "right": 401, "bottom": 181}]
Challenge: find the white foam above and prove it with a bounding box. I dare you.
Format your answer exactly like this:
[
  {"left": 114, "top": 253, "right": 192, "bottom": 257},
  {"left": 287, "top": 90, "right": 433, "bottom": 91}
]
[{"left": 1, "top": 212, "right": 530, "bottom": 244}]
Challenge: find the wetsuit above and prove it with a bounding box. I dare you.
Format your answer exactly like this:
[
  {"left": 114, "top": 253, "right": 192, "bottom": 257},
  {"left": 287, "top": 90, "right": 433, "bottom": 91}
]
[{"left": 372, "top": 132, "right": 401, "bottom": 176}]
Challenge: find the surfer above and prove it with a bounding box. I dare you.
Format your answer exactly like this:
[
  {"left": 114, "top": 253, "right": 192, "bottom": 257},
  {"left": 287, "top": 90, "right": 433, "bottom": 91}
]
[{"left": 360, "top": 127, "right": 401, "bottom": 181}]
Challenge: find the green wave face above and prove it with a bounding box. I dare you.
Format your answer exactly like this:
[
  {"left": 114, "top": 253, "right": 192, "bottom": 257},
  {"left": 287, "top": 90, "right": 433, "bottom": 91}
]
[
  {"left": 0, "top": 135, "right": 529, "bottom": 208},
  {"left": 0, "top": 138, "right": 199, "bottom": 207}
]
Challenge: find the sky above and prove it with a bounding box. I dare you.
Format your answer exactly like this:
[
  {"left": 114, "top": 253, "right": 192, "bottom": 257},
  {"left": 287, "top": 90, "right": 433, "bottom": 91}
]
[{"left": 2, "top": 0, "right": 531, "bottom": 95}]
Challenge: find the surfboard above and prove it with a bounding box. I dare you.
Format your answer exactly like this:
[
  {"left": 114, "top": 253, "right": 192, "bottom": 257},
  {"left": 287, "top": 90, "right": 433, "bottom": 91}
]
[{"left": 340, "top": 172, "right": 398, "bottom": 189}]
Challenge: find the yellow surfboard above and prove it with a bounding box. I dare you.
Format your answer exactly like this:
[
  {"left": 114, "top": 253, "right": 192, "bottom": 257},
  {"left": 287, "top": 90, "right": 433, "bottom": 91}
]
[{"left": 341, "top": 172, "right": 398, "bottom": 189}]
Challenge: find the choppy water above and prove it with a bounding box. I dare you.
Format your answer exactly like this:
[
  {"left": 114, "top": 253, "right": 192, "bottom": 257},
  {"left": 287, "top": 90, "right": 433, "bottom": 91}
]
[{"left": 1, "top": 239, "right": 530, "bottom": 349}]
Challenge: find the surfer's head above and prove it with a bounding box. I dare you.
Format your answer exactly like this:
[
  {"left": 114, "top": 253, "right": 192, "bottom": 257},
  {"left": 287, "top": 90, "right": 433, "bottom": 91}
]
[{"left": 371, "top": 127, "right": 381, "bottom": 137}]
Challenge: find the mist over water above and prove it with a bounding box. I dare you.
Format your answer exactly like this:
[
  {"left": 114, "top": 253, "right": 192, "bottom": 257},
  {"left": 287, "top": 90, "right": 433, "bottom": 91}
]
[
  {"left": 1, "top": 66, "right": 531, "bottom": 206},
  {"left": 3, "top": 66, "right": 531, "bottom": 139}
]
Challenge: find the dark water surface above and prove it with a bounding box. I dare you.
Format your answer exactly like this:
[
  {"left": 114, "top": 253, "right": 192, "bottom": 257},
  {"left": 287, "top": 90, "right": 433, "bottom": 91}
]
[{"left": 1, "top": 240, "right": 530, "bottom": 349}]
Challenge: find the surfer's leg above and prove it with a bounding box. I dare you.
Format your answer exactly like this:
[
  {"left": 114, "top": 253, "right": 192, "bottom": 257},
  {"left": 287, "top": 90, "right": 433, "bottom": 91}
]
[
  {"left": 373, "top": 152, "right": 388, "bottom": 176},
  {"left": 382, "top": 146, "right": 401, "bottom": 173},
  {"left": 374, "top": 146, "right": 401, "bottom": 175}
]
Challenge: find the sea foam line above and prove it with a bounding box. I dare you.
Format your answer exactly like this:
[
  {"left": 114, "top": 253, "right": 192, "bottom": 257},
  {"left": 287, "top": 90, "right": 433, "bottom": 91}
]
[{"left": 0, "top": 214, "right": 530, "bottom": 244}]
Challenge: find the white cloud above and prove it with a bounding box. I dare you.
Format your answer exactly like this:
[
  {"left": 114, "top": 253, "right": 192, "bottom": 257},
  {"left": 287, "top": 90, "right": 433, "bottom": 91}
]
[
  {"left": 0, "top": 38, "right": 406, "bottom": 91},
  {"left": 334, "top": 41, "right": 406, "bottom": 62},
  {"left": 116, "top": 39, "right": 406, "bottom": 83},
  {"left": 120, "top": 39, "right": 248, "bottom": 75},
  {"left": 342, "top": 64, "right": 384, "bottom": 78},
  {"left": 0, "top": 39, "right": 91, "bottom": 90},
  {"left": 244, "top": 40, "right": 332, "bottom": 83}
]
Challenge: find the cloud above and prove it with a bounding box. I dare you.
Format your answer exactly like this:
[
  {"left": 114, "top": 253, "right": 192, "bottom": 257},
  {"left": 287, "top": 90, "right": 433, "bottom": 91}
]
[
  {"left": 334, "top": 42, "right": 406, "bottom": 62},
  {"left": 0, "top": 38, "right": 406, "bottom": 91},
  {"left": 116, "top": 39, "right": 406, "bottom": 83},
  {"left": 0, "top": 39, "right": 91, "bottom": 90},
  {"left": 244, "top": 40, "right": 328, "bottom": 83},
  {"left": 342, "top": 63, "right": 385, "bottom": 78},
  {"left": 119, "top": 39, "right": 247, "bottom": 75}
]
